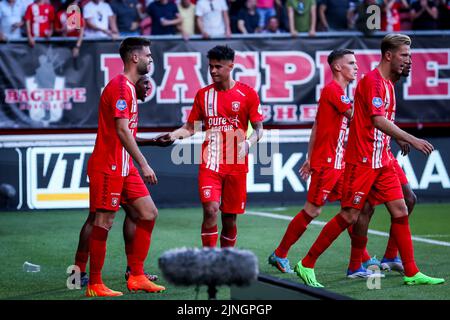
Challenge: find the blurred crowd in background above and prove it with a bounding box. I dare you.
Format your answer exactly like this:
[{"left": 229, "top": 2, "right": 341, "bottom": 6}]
[{"left": 1, "top": 0, "right": 450, "bottom": 46}]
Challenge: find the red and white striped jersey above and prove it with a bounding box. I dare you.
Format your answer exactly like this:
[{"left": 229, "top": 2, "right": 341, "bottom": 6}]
[
  {"left": 88, "top": 74, "right": 138, "bottom": 177},
  {"left": 24, "top": 2, "right": 54, "bottom": 37},
  {"left": 345, "top": 68, "right": 396, "bottom": 169},
  {"left": 188, "top": 81, "right": 264, "bottom": 174},
  {"left": 310, "top": 80, "right": 351, "bottom": 169}
]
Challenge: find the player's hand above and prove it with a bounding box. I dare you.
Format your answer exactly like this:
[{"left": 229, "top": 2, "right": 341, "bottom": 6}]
[
  {"left": 141, "top": 164, "right": 158, "bottom": 185},
  {"left": 28, "top": 37, "right": 35, "bottom": 48},
  {"left": 155, "top": 133, "right": 175, "bottom": 147},
  {"left": 299, "top": 159, "right": 311, "bottom": 181},
  {"left": 238, "top": 140, "right": 250, "bottom": 159},
  {"left": 411, "top": 137, "right": 434, "bottom": 155},
  {"left": 396, "top": 139, "right": 410, "bottom": 156}
]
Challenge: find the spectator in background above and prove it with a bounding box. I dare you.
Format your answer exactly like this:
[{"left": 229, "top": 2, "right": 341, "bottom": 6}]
[
  {"left": 381, "top": 0, "right": 410, "bottom": 32},
  {"left": 110, "top": 0, "right": 142, "bottom": 36},
  {"left": 318, "top": 0, "right": 354, "bottom": 31},
  {"left": 437, "top": 0, "right": 450, "bottom": 29},
  {"left": 229, "top": 0, "right": 246, "bottom": 33},
  {"left": 411, "top": 0, "right": 439, "bottom": 30},
  {"left": 256, "top": 0, "right": 281, "bottom": 29},
  {"left": 146, "top": 0, "right": 182, "bottom": 35},
  {"left": 237, "top": 0, "right": 261, "bottom": 33},
  {"left": 263, "top": 14, "right": 284, "bottom": 32},
  {"left": 286, "top": 0, "right": 316, "bottom": 36},
  {"left": 177, "top": 0, "right": 196, "bottom": 39},
  {"left": 25, "top": 0, "right": 55, "bottom": 47},
  {"left": 196, "top": 0, "right": 231, "bottom": 38},
  {"left": 83, "top": 0, "right": 119, "bottom": 39},
  {"left": 54, "top": 0, "right": 85, "bottom": 57},
  {"left": 0, "top": 0, "right": 27, "bottom": 41}
]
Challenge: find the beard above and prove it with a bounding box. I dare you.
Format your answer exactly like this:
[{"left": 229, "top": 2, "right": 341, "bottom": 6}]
[{"left": 137, "top": 60, "right": 149, "bottom": 75}]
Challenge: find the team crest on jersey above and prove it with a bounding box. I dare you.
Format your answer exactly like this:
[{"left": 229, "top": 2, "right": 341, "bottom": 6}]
[
  {"left": 231, "top": 101, "right": 240, "bottom": 112},
  {"left": 353, "top": 195, "right": 362, "bottom": 205},
  {"left": 116, "top": 99, "right": 127, "bottom": 111},
  {"left": 341, "top": 95, "right": 351, "bottom": 104},
  {"left": 203, "top": 188, "right": 211, "bottom": 199},
  {"left": 372, "top": 97, "right": 383, "bottom": 108},
  {"left": 111, "top": 197, "right": 119, "bottom": 207}
]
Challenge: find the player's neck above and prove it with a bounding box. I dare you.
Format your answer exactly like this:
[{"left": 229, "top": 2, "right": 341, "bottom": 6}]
[
  {"left": 377, "top": 62, "right": 394, "bottom": 81},
  {"left": 214, "top": 79, "right": 236, "bottom": 91},
  {"left": 333, "top": 76, "right": 349, "bottom": 91},
  {"left": 123, "top": 70, "right": 139, "bottom": 85}
]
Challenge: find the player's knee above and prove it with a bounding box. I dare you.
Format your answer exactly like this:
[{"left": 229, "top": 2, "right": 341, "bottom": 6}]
[
  {"left": 304, "top": 202, "right": 321, "bottom": 218},
  {"left": 204, "top": 203, "right": 219, "bottom": 216},
  {"left": 149, "top": 207, "right": 158, "bottom": 220}
]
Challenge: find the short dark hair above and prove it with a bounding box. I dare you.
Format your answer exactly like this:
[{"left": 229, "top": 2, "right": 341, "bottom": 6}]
[
  {"left": 119, "top": 37, "right": 151, "bottom": 62},
  {"left": 207, "top": 45, "right": 235, "bottom": 62},
  {"left": 327, "top": 49, "right": 355, "bottom": 66}
]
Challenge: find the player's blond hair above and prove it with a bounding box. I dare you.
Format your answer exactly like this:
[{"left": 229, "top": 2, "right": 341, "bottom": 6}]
[{"left": 381, "top": 34, "right": 411, "bottom": 56}]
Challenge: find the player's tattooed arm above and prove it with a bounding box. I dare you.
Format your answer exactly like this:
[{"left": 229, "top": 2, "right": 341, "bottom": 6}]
[{"left": 372, "top": 115, "right": 434, "bottom": 155}]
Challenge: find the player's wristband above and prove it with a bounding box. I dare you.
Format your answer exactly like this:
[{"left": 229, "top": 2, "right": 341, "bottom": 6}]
[{"left": 245, "top": 139, "right": 252, "bottom": 149}]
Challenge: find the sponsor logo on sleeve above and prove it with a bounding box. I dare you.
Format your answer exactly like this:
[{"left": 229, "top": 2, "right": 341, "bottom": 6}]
[
  {"left": 341, "top": 95, "right": 351, "bottom": 104},
  {"left": 116, "top": 99, "right": 127, "bottom": 111},
  {"left": 372, "top": 97, "right": 383, "bottom": 108}
]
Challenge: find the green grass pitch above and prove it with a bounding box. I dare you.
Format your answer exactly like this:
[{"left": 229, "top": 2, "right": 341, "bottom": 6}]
[{"left": 0, "top": 203, "right": 448, "bottom": 300}]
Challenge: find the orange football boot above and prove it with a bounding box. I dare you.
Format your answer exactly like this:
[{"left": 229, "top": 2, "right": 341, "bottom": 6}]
[
  {"left": 85, "top": 283, "right": 123, "bottom": 297},
  {"left": 127, "top": 274, "right": 166, "bottom": 293}
]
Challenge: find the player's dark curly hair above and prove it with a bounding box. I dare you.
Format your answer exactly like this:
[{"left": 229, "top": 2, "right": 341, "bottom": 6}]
[
  {"left": 327, "top": 49, "right": 355, "bottom": 66},
  {"left": 119, "top": 37, "right": 151, "bottom": 62},
  {"left": 207, "top": 45, "right": 235, "bottom": 62}
]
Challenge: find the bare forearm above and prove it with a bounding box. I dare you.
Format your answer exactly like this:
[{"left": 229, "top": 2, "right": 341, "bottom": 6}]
[
  {"left": 248, "top": 122, "right": 263, "bottom": 146},
  {"left": 307, "top": 121, "right": 317, "bottom": 160},
  {"left": 372, "top": 116, "right": 414, "bottom": 144},
  {"left": 117, "top": 128, "right": 148, "bottom": 168},
  {"left": 171, "top": 123, "right": 195, "bottom": 140}
]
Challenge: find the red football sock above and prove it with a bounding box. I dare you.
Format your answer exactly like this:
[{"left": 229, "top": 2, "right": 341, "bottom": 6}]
[
  {"left": 201, "top": 224, "right": 218, "bottom": 247},
  {"left": 220, "top": 224, "right": 237, "bottom": 248},
  {"left": 347, "top": 225, "right": 371, "bottom": 262},
  {"left": 383, "top": 233, "right": 399, "bottom": 259},
  {"left": 75, "top": 251, "right": 89, "bottom": 273},
  {"left": 390, "top": 216, "right": 419, "bottom": 277},
  {"left": 348, "top": 234, "right": 368, "bottom": 271},
  {"left": 302, "top": 213, "right": 350, "bottom": 268},
  {"left": 89, "top": 226, "right": 108, "bottom": 285},
  {"left": 275, "top": 209, "right": 313, "bottom": 258},
  {"left": 130, "top": 219, "right": 155, "bottom": 276}
]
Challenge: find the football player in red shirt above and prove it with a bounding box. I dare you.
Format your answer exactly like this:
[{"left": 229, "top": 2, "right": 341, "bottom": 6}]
[
  {"left": 72, "top": 74, "right": 162, "bottom": 288},
  {"left": 294, "top": 34, "right": 444, "bottom": 287},
  {"left": 351, "top": 46, "right": 418, "bottom": 274},
  {"left": 85, "top": 37, "right": 165, "bottom": 297},
  {"left": 158, "top": 45, "right": 264, "bottom": 248},
  {"left": 267, "top": 49, "right": 357, "bottom": 274},
  {"left": 25, "top": 0, "right": 55, "bottom": 47}
]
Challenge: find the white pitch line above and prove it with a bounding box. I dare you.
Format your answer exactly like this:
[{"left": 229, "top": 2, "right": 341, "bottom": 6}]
[{"left": 246, "top": 210, "right": 450, "bottom": 248}]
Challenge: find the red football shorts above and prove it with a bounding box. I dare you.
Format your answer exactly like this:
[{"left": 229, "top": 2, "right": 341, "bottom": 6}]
[
  {"left": 198, "top": 168, "right": 247, "bottom": 214},
  {"left": 307, "top": 166, "right": 344, "bottom": 206},
  {"left": 391, "top": 158, "right": 409, "bottom": 186},
  {"left": 89, "top": 166, "right": 149, "bottom": 212},
  {"left": 341, "top": 163, "right": 404, "bottom": 209}
]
